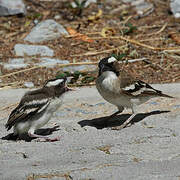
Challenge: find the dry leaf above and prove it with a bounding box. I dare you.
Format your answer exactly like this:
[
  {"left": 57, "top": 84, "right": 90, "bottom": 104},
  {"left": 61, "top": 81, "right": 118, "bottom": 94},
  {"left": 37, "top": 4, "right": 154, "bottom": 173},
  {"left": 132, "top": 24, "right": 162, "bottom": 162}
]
[
  {"left": 88, "top": 9, "right": 103, "bottom": 21},
  {"left": 169, "top": 31, "right": 180, "bottom": 45},
  {"left": 101, "top": 27, "right": 116, "bottom": 37},
  {"left": 66, "top": 27, "right": 94, "bottom": 43},
  {"left": 24, "top": 20, "right": 31, "bottom": 27},
  {"left": 42, "top": 10, "right": 50, "bottom": 20}
]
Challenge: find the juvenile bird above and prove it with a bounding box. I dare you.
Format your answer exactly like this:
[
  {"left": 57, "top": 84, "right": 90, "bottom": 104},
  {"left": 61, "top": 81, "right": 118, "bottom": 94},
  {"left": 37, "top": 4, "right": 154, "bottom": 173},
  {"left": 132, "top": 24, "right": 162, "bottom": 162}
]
[
  {"left": 5, "top": 77, "right": 72, "bottom": 141},
  {"left": 96, "top": 56, "right": 173, "bottom": 130}
]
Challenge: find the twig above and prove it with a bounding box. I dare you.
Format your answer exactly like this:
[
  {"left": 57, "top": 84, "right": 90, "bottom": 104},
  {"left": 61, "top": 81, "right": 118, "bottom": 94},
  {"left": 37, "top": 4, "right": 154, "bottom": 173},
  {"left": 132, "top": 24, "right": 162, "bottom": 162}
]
[
  {"left": 124, "top": 58, "right": 147, "bottom": 63},
  {"left": 142, "top": 59, "right": 164, "bottom": 70},
  {"left": 0, "top": 62, "right": 97, "bottom": 78},
  {"left": 0, "top": 81, "right": 23, "bottom": 87},
  {"left": 90, "top": 35, "right": 180, "bottom": 51},
  {"left": 146, "top": 23, "right": 168, "bottom": 36},
  {"left": 65, "top": 32, "right": 100, "bottom": 38},
  {"left": 69, "top": 83, "right": 96, "bottom": 87},
  {"left": 163, "top": 49, "right": 180, "bottom": 53},
  {"left": 139, "top": 38, "right": 163, "bottom": 42},
  {"left": 0, "top": 58, "right": 148, "bottom": 78},
  {"left": 154, "top": 23, "right": 168, "bottom": 34},
  {"left": 71, "top": 45, "right": 127, "bottom": 57},
  {"left": 123, "top": 16, "right": 132, "bottom": 25}
]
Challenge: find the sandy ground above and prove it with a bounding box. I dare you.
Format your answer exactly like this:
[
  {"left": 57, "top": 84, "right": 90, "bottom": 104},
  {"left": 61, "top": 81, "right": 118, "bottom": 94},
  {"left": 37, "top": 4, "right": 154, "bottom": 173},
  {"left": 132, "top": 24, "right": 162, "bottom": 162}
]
[{"left": 0, "top": 84, "right": 180, "bottom": 180}]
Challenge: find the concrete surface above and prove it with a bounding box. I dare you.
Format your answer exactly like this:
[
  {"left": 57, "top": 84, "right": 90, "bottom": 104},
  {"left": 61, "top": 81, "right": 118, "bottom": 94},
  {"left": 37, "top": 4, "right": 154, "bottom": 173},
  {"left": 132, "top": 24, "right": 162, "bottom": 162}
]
[{"left": 0, "top": 84, "right": 180, "bottom": 180}]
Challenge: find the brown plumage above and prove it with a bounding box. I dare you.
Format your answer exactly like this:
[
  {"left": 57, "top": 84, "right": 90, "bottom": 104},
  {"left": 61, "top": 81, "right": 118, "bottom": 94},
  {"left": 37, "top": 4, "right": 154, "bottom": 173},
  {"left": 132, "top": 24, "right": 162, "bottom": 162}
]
[{"left": 5, "top": 77, "right": 70, "bottom": 141}]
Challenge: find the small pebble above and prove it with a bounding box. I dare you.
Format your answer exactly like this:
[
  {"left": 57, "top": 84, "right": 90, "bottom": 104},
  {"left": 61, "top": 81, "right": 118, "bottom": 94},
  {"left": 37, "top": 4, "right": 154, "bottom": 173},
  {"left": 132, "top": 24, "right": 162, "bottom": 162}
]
[{"left": 24, "top": 82, "right": 34, "bottom": 88}]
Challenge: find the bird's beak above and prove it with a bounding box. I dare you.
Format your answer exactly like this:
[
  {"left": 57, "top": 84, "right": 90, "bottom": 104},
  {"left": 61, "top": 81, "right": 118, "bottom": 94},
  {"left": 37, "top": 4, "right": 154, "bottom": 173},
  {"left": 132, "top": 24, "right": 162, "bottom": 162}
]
[
  {"left": 65, "top": 77, "right": 76, "bottom": 91},
  {"left": 65, "top": 86, "right": 76, "bottom": 91}
]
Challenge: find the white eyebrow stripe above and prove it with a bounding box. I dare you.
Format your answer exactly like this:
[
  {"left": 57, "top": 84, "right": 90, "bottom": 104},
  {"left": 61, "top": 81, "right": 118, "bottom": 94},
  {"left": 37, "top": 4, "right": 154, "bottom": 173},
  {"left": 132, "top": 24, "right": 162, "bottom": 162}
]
[
  {"left": 108, "top": 57, "right": 117, "bottom": 63},
  {"left": 46, "top": 79, "right": 64, "bottom": 87}
]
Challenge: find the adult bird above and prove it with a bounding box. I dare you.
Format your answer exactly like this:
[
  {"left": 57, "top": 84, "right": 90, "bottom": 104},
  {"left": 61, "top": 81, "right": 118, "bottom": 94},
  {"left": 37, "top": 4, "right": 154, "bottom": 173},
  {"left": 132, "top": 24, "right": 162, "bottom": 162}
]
[{"left": 96, "top": 56, "right": 173, "bottom": 130}]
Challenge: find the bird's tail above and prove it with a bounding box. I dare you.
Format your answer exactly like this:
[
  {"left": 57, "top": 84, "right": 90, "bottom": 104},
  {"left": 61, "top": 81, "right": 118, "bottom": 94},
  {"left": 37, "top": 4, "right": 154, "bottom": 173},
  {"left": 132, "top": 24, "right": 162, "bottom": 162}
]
[{"left": 158, "top": 92, "right": 174, "bottom": 98}]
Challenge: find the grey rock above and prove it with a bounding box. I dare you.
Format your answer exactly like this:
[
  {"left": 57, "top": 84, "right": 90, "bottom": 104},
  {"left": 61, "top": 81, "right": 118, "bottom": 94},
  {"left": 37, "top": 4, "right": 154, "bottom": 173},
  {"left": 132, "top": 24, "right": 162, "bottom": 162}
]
[
  {"left": 54, "top": 15, "right": 61, "bottom": 20},
  {"left": 14, "top": 44, "right": 54, "bottom": 57},
  {"left": 122, "top": 0, "right": 135, "bottom": 2},
  {"left": 170, "top": 0, "right": 180, "bottom": 18},
  {"left": 62, "top": 60, "right": 97, "bottom": 73},
  {"left": 3, "top": 58, "right": 28, "bottom": 70},
  {"left": 39, "top": 58, "right": 69, "bottom": 67},
  {"left": 131, "top": 0, "right": 154, "bottom": 16},
  {"left": 24, "top": 19, "right": 68, "bottom": 43},
  {"left": 122, "top": 0, "right": 154, "bottom": 17},
  {"left": 0, "top": 0, "right": 26, "bottom": 16},
  {"left": 33, "top": 19, "right": 39, "bottom": 25},
  {"left": 24, "top": 82, "right": 34, "bottom": 88}
]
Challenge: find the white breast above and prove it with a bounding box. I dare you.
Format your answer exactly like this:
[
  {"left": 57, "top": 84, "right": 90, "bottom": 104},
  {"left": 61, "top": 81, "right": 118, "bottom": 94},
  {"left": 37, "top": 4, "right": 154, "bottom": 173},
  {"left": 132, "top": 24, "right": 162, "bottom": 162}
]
[
  {"left": 33, "top": 97, "right": 63, "bottom": 129},
  {"left": 14, "top": 97, "right": 63, "bottom": 135},
  {"left": 96, "top": 71, "right": 132, "bottom": 108}
]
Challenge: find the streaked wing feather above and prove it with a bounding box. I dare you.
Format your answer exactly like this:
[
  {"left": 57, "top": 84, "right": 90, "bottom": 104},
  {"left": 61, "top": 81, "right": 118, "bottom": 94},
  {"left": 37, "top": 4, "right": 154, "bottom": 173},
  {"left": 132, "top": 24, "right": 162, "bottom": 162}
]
[
  {"left": 6, "top": 94, "right": 50, "bottom": 130},
  {"left": 113, "top": 62, "right": 173, "bottom": 98},
  {"left": 121, "top": 79, "right": 171, "bottom": 97}
]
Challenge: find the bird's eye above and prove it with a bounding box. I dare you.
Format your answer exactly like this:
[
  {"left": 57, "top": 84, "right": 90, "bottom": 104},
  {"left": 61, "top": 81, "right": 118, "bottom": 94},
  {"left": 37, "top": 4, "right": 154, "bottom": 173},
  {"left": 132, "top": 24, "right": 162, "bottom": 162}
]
[{"left": 60, "top": 80, "right": 65, "bottom": 85}]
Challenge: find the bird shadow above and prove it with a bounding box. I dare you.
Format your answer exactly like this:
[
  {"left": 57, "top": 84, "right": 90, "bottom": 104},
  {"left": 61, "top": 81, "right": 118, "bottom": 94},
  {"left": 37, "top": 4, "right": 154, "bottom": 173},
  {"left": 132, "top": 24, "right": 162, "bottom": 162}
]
[
  {"left": 78, "top": 110, "right": 170, "bottom": 129},
  {"left": 1, "top": 125, "right": 60, "bottom": 142}
]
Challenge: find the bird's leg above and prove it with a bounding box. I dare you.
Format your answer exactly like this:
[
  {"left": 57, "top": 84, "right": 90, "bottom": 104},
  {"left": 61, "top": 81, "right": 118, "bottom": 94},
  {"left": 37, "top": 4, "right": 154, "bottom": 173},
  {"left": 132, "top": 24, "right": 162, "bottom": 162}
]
[
  {"left": 109, "top": 106, "right": 124, "bottom": 118},
  {"left": 111, "top": 113, "right": 137, "bottom": 130},
  {"left": 28, "top": 130, "right": 60, "bottom": 142},
  {"left": 104, "top": 106, "right": 124, "bottom": 128},
  {"left": 109, "top": 110, "right": 121, "bottom": 118}
]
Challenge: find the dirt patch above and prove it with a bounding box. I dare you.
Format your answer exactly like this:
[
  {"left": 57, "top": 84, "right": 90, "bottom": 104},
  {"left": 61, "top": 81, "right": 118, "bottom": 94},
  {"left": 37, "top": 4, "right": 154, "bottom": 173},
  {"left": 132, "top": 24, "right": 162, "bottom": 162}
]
[{"left": 0, "top": 0, "right": 179, "bottom": 87}]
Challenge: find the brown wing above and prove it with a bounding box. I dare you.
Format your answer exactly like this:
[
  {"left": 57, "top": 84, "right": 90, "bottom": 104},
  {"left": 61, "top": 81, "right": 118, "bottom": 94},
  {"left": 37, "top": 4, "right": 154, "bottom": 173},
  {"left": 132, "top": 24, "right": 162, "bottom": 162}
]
[
  {"left": 121, "top": 77, "right": 173, "bottom": 98},
  {"left": 5, "top": 89, "right": 51, "bottom": 131},
  {"left": 113, "top": 62, "right": 173, "bottom": 98}
]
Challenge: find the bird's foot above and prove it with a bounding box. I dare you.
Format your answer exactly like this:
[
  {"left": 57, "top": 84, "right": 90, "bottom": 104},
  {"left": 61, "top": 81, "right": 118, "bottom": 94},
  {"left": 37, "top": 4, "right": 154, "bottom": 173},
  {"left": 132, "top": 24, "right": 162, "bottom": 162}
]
[
  {"left": 111, "top": 122, "right": 134, "bottom": 130},
  {"left": 111, "top": 125, "right": 125, "bottom": 130},
  {"left": 28, "top": 132, "right": 60, "bottom": 142},
  {"left": 35, "top": 136, "right": 61, "bottom": 142},
  {"left": 46, "top": 136, "right": 61, "bottom": 142}
]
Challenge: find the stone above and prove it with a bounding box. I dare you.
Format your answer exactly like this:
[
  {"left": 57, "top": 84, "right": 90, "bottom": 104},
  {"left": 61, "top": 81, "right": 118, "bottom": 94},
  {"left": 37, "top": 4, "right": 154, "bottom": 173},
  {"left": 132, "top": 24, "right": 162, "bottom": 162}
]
[
  {"left": 122, "top": 0, "right": 154, "bottom": 17},
  {"left": 54, "top": 15, "right": 61, "bottom": 20},
  {"left": 0, "top": 0, "right": 26, "bottom": 16},
  {"left": 3, "top": 58, "right": 28, "bottom": 70},
  {"left": 24, "top": 82, "right": 34, "bottom": 88},
  {"left": 39, "top": 58, "right": 69, "bottom": 67},
  {"left": 24, "top": 19, "right": 68, "bottom": 43},
  {"left": 122, "top": 0, "right": 135, "bottom": 2},
  {"left": 62, "top": 60, "right": 97, "bottom": 73},
  {"left": 14, "top": 44, "right": 54, "bottom": 57},
  {"left": 131, "top": 0, "right": 154, "bottom": 16},
  {"left": 170, "top": 0, "right": 180, "bottom": 18}
]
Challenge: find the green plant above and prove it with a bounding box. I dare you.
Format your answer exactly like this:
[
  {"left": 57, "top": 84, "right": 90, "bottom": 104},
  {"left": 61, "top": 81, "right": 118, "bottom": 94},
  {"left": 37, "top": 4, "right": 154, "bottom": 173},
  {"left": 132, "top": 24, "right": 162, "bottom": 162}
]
[
  {"left": 122, "top": 23, "right": 137, "bottom": 35},
  {"left": 111, "top": 53, "right": 127, "bottom": 61},
  {"left": 71, "top": 0, "right": 87, "bottom": 17}
]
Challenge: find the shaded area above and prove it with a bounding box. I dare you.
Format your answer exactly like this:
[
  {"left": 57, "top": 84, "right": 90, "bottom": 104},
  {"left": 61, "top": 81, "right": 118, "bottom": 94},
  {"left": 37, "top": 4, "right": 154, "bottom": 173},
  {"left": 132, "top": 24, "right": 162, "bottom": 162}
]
[
  {"left": 78, "top": 110, "right": 170, "bottom": 129},
  {"left": 1, "top": 125, "right": 60, "bottom": 142}
]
